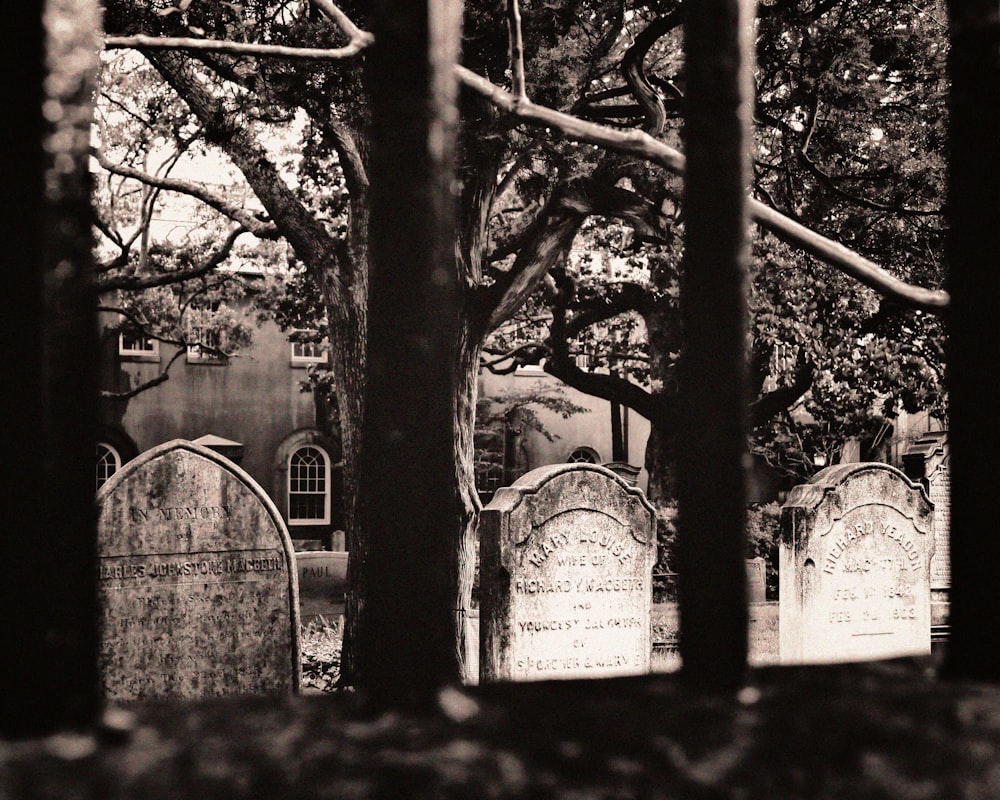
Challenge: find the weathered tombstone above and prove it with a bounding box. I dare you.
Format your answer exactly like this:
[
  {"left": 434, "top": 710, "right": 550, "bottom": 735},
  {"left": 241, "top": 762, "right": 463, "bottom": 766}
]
[
  {"left": 903, "top": 431, "right": 951, "bottom": 634},
  {"left": 295, "top": 551, "right": 348, "bottom": 624},
  {"left": 779, "top": 463, "right": 934, "bottom": 664},
  {"left": 480, "top": 464, "right": 656, "bottom": 681},
  {"left": 746, "top": 557, "right": 767, "bottom": 604},
  {"left": 97, "top": 439, "right": 300, "bottom": 700}
]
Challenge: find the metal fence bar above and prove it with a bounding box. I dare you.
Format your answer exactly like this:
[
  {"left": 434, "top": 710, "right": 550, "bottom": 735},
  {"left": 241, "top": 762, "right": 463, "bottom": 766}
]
[
  {"left": 676, "top": 0, "right": 755, "bottom": 688},
  {"left": 941, "top": 0, "right": 1000, "bottom": 681},
  {"left": 0, "top": 0, "right": 102, "bottom": 736}
]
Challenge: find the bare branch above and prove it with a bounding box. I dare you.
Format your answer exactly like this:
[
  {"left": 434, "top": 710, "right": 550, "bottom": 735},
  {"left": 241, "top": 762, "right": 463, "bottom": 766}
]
[
  {"left": 506, "top": 0, "right": 527, "bottom": 102},
  {"left": 100, "top": 348, "right": 187, "bottom": 400},
  {"left": 311, "top": 0, "right": 374, "bottom": 47},
  {"left": 104, "top": 33, "right": 369, "bottom": 61},
  {"left": 456, "top": 66, "right": 950, "bottom": 313},
  {"left": 92, "top": 149, "right": 279, "bottom": 238}
]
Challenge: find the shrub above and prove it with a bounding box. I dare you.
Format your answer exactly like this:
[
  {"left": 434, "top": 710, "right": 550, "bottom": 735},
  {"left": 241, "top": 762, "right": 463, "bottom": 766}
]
[{"left": 300, "top": 616, "right": 343, "bottom": 692}]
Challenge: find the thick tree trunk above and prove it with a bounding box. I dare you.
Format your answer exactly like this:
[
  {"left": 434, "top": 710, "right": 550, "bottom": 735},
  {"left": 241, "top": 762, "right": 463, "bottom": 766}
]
[{"left": 452, "top": 327, "right": 483, "bottom": 677}]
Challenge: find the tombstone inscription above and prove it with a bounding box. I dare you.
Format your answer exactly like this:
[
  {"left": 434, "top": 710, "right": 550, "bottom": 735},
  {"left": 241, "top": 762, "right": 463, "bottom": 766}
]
[
  {"left": 779, "top": 463, "right": 934, "bottom": 664},
  {"left": 480, "top": 464, "right": 656, "bottom": 682},
  {"left": 295, "top": 550, "right": 348, "bottom": 624},
  {"left": 97, "top": 440, "right": 300, "bottom": 700}
]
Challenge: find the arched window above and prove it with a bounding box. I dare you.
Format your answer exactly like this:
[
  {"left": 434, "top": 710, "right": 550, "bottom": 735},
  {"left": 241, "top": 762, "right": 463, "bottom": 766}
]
[
  {"left": 96, "top": 443, "right": 121, "bottom": 491},
  {"left": 567, "top": 446, "right": 601, "bottom": 464},
  {"left": 288, "top": 445, "right": 331, "bottom": 525}
]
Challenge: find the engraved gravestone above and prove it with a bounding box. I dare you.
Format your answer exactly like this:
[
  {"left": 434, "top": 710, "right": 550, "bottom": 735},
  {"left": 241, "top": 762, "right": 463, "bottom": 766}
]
[
  {"left": 903, "top": 432, "right": 950, "bottom": 633},
  {"left": 779, "top": 463, "right": 933, "bottom": 664},
  {"left": 903, "top": 431, "right": 950, "bottom": 591},
  {"left": 97, "top": 440, "right": 300, "bottom": 700},
  {"left": 746, "top": 557, "right": 767, "bottom": 603},
  {"left": 480, "top": 464, "right": 656, "bottom": 681},
  {"left": 295, "top": 551, "right": 348, "bottom": 624}
]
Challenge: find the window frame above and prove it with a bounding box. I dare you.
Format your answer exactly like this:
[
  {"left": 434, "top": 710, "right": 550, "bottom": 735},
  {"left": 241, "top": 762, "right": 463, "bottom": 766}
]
[
  {"left": 185, "top": 319, "right": 228, "bottom": 364},
  {"left": 287, "top": 444, "right": 332, "bottom": 525},
  {"left": 289, "top": 329, "right": 329, "bottom": 367},
  {"left": 567, "top": 446, "right": 601, "bottom": 464},
  {"left": 117, "top": 331, "right": 160, "bottom": 361},
  {"left": 96, "top": 442, "right": 121, "bottom": 491}
]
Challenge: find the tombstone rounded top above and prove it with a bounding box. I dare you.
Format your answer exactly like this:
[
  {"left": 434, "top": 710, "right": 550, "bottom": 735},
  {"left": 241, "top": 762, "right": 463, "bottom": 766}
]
[
  {"left": 785, "top": 462, "right": 930, "bottom": 506},
  {"left": 98, "top": 438, "right": 283, "bottom": 521},
  {"left": 485, "top": 463, "right": 656, "bottom": 547},
  {"left": 783, "top": 461, "right": 934, "bottom": 538},
  {"left": 505, "top": 463, "right": 654, "bottom": 508}
]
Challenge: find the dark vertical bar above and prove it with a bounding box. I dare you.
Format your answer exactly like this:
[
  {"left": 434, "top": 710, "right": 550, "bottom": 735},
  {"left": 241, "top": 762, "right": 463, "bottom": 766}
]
[
  {"left": 0, "top": 0, "right": 101, "bottom": 736},
  {"left": 942, "top": 0, "right": 1000, "bottom": 681},
  {"left": 358, "top": 0, "right": 463, "bottom": 704},
  {"left": 677, "top": 0, "right": 754, "bottom": 689},
  {"left": 611, "top": 398, "right": 625, "bottom": 462}
]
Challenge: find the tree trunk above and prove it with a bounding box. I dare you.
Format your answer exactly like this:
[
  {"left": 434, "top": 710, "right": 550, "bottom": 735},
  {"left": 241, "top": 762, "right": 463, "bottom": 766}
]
[{"left": 452, "top": 326, "right": 483, "bottom": 678}]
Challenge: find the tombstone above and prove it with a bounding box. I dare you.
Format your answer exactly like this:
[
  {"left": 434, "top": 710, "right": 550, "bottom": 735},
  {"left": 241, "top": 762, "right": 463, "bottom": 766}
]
[
  {"left": 295, "top": 551, "right": 348, "bottom": 624},
  {"left": 779, "top": 463, "right": 934, "bottom": 664},
  {"left": 746, "top": 557, "right": 767, "bottom": 603},
  {"left": 902, "top": 432, "right": 950, "bottom": 581},
  {"left": 480, "top": 463, "right": 656, "bottom": 681},
  {"left": 97, "top": 439, "right": 300, "bottom": 700}
]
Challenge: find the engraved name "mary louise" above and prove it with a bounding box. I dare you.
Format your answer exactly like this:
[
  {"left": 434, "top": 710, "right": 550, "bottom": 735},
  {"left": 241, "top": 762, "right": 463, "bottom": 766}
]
[{"left": 525, "top": 528, "right": 634, "bottom": 568}]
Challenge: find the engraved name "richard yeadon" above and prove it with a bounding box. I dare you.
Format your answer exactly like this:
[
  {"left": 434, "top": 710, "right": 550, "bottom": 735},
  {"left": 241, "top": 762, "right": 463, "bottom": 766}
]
[{"left": 822, "top": 518, "right": 922, "bottom": 575}]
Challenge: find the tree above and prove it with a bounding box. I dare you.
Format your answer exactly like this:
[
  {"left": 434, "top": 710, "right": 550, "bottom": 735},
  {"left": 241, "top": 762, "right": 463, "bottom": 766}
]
[
  {"left": 98, "top": 0, "right": 949, "bottom": 688},
  {"left": 481, "top": 0, "right": 949, "bottom": 504}
]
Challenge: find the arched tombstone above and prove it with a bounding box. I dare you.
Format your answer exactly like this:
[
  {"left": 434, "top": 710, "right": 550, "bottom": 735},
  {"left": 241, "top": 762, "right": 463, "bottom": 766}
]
[
  {"left": 779, "top": 463, "right": 934, "bottom": 664},
  {"left": 480, "top": 464, "right": 656, "bottom": 681},
  {"left": 97, "top": 440, "right": 300, "bottom": 700}
]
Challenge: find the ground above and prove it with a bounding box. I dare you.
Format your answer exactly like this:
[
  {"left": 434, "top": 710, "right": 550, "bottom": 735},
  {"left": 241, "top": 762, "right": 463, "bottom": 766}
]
[{"left": 3, "top": 656, "right": 999, "bottom": 799}]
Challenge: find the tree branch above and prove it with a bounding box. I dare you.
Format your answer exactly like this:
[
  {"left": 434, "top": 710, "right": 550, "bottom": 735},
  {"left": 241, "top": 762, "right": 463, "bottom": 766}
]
[
  {"left": 144, "top": 50, "right": 352, "bottom": 305},
  {"left": 92, "top": 148, "right": 279, "bottom": 238},
  {"left": 96, "top": 226, "right": 248, "bottom": 291},
  {"left": 621, "top": 12, "right": 683, "bottom": 136},
  {"left": 565, "top": 282, "right": 654, "bottom": 338},
  {"left": 749, "top": 360, "right": 814, "bottom": 427},
  {"left": 99, "top": 348, "right": 187, "bottom": 400},
  {"left": 456, "top": 65, "right": 950, "bottom": 313},
  {"left": 104, "top": 33, "right": 370, "bottom": 61},
  {"left": 506, "top": 0, "right": 527, "bottom": 102}
]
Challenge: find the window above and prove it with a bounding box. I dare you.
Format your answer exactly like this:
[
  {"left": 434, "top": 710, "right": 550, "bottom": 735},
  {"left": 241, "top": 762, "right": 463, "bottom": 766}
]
[
  {"left": 118, "top": 331, "right": 159, "bottom": 358},
  {"left": 567, "top": 446, "right": 601, "bottom": 464},
  {"left": 288, "top": 445, "right": 331, "bottom": 524},
  {"left": 186, "top": 310, "right": 227, "bottom": 363},
  {"left": 290, "top": 329, "right": 328, "bottom": 366},
  {"left": 96, "top": 443, "right": 121, "bottom": 491}
]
